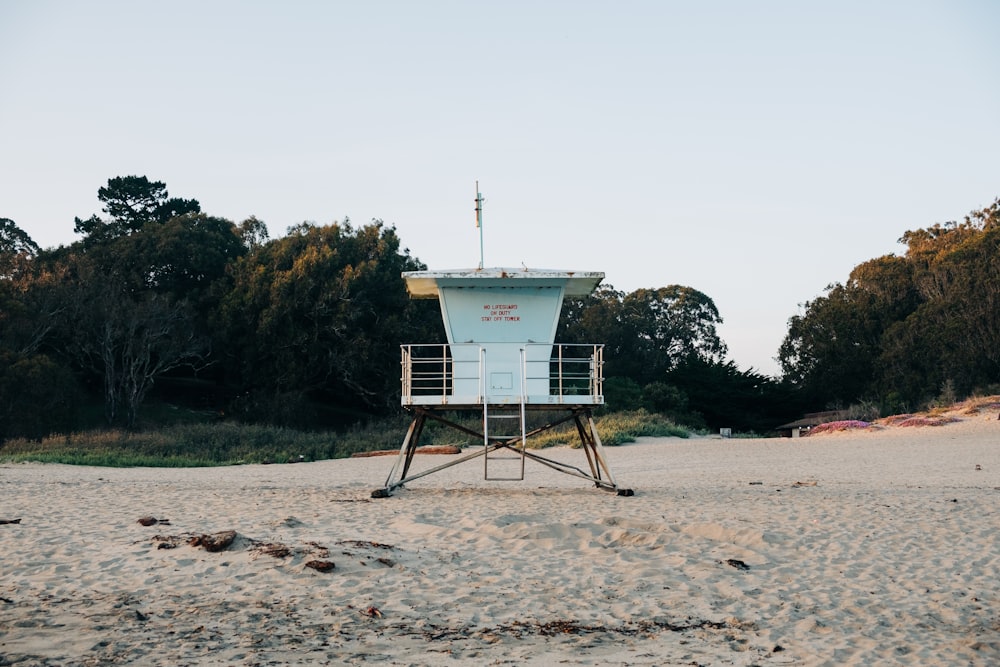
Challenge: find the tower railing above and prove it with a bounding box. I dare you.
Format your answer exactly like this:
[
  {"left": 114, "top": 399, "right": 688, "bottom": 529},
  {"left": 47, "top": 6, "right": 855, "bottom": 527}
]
[{"left": 400, "top": 343, "right": 604, "bottom": 406}]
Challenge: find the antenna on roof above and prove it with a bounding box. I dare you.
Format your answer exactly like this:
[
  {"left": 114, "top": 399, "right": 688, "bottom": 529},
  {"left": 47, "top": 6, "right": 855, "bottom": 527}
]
[{"left": 475, "top": 181, "right": 484, "bottom": 270}]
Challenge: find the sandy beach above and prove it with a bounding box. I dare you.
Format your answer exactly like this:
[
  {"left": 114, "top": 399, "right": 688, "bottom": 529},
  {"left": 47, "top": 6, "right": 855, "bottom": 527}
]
[{"left": 2, "top": 407, "right": 999, "bottom": 666}]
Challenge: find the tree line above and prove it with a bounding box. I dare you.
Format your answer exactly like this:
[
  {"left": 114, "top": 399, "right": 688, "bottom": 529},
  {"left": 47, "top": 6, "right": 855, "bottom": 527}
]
[
  {"left": 778, "top": 197, "right": 1000, "bottom": 414},
  {"left": 0, "top": 177, "right": 439, "bottom": 438},
  {"left": 2, "top": 176, "right": 996, "bottom": 441}
]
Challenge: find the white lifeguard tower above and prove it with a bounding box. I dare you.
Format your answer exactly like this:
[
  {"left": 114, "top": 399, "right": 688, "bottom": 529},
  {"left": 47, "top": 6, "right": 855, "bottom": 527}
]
[{"left": 371, "top": 266, "right": 634, "bottom": 497}]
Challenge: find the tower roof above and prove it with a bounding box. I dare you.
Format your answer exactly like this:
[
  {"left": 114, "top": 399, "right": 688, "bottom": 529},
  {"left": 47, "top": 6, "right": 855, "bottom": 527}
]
[{"left": 403, "top": 267, "right": 604, "bottom": 299}]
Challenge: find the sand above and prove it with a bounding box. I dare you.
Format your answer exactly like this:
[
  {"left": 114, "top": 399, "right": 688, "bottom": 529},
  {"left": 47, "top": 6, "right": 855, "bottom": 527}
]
[{"left": 1, "top": 408, "right": 999, "bottom": 666}]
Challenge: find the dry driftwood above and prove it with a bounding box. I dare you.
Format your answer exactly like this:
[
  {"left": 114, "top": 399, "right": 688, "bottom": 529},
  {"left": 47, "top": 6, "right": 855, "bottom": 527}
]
[
  {"left": 137, "top": 516, "right": 171, "bottom": 526},
  {"left": 188, "top": 530, "right": 237, "bottom": 552},
  {"left": 351, "top": 445, "right": 462, "bottom": 458},
  {"left": 305, "top": 559, "right": 336, "bottom": 572}
]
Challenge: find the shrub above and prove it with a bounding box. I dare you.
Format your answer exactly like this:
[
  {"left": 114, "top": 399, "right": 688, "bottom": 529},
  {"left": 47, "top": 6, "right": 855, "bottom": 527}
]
[
  {"left": 0, "top": 352, "right": 81, "bottom": 442},
  {"left": 602, "top": 377, "right": 643, "bottom": 411},
  {"left": 807, "top": 420, "right": 872, "bottom": 435}
]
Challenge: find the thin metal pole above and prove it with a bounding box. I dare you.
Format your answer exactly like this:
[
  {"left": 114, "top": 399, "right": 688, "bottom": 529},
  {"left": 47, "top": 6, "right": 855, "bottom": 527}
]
[
  {"left": 520, "top": 347, "right": 526, "bottom": 479},
  {"left": 442, "top": 344, "right": 448, "bottom": 398},
  {"left": 475, "top": 181, "right": 484, "bottom": 269},
  {"left": 482, "top": 346, "right": 489, "bottom": 478},
  {"left": 558, "top": 345, "right": 564, "bottom": 397}
]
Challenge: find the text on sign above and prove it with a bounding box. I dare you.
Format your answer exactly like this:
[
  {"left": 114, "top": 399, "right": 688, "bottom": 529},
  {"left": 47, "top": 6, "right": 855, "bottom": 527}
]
[{"left": 482, "top": 303, "right": 521, "bottom": 322}]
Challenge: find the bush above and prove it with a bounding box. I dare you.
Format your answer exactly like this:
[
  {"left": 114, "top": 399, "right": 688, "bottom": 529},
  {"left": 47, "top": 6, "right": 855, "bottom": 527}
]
[
  {"left": 0, "top": 352, "right": 81, "bottom": 442},
  {"left": 1, "top": 422, "right": 383, "bottom": 466},
  {"left": 602, "top": 377, "right": 643, "bottom": 411},
  {"left": 527, "top": 409, "right": 688, "bottom": 448}
]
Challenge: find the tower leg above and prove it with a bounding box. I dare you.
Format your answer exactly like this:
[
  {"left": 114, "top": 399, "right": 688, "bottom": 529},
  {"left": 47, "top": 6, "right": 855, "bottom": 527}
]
[
  {"left": 574, "top": 411, "right": 601, "bottom": 482},
  {"left": 371, "top": 411, "right": 426, "bottom": 498},
  {"left": 575, "top": 409, "right": 634, "bottom": 496}
]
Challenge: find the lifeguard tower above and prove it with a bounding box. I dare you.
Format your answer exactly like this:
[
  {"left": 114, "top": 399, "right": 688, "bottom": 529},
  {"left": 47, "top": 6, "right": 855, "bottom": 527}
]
[{"left": 371, "top": 266, "right": 634, "bottom": 497}]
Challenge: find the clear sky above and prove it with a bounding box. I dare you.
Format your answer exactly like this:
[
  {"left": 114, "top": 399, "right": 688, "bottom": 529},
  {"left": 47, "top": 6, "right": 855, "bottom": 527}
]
[{"left": 2, "top": 1, "right": 998, "bottom": 375}]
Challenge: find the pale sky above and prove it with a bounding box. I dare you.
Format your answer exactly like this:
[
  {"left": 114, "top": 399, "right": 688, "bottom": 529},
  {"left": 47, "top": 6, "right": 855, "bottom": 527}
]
[{"left": 2, "top": 1, "right": 998, "bottom": 376}]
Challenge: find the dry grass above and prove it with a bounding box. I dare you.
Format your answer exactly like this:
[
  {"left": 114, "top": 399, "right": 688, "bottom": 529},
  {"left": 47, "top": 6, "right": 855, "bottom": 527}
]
[
  {"left": 958, "top": 396, "right": 1000, "bottom": 415},
  {"left": 896, "top": 416, "right": 961, "bottom": 427}
]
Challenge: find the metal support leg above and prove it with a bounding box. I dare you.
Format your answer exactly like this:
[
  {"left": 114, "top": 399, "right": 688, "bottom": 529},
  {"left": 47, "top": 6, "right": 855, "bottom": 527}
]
[
  {"left": 574, "top": 411, "right": 601, "bottom": 482},
  {"left": 577, "top": 409, "right": 633, "bottom": 496},
  {"left": 371, "top": 411, "right": 427, "bottom": 498}
]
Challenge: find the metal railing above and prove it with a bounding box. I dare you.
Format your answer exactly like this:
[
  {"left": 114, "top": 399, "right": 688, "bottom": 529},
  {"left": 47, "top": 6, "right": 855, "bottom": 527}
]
[
  {"left": 400, "top": 343, "right": 604, "bottom": 405},
  {"left": 535, "top": 343, "right": 604, "bottom": 400}
]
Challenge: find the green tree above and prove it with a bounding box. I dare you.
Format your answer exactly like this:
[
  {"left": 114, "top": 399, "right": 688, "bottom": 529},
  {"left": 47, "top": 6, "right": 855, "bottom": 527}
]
[
  {"left": 557, "top": 284, "right": 627, "bottom": 370},
  {"left": 0, "top": 220, "right": 83, "bottom": 440},
  {"left": 0, "top": 351, "right": 81, "bottom": 441},
  {"left": 218, "top": 220, "right": 433, "bottom": 424},
  {"left": 779, "top": 253, "right": 923, "bottom": 408},
  {"left": 237, "top": 216, "right": 270, "bottom": 250},
  {"left": 57, "top": 258, "right": 209, "bottom": 428},
  {"left": 0, "top": 218, "right": 36, "bottom": 349},
  {"left": 780, "top": 197, "right": 1000, "bottom": 409},
  {"left": 93, "top": 212, "right": 245, "bottom": 301},
  {"left": 558, "top": 282, "right": 791, "bottom": 429},
  {"left": 640, "top": 381, "right": 695, "bottom": 425},
  {"left": 1, "top": 220, "right": 70, "bottom": 357},
  {"left": 666, "top": 357, "right": 801, "bottom": 432},
  {"left": 74, "top": 175, "right": 201, "bottom": 242},
  {"left": 780, "top": 283, "right": 880, "bottom": 406},
  {"left": 879, "top": 210, "right": 1000, "bottom": 401},
  {"left": 55, "top": 178, "right": 237, "bottom": 426},
  {"left": 0, "top": 217, "right": 39, "bottom": 278},
  {"left": 618, "top": 286, "right": 726, "bottom": 385},
  {"left": 559, "top": 284, "right": 726, "bottom": 385}
]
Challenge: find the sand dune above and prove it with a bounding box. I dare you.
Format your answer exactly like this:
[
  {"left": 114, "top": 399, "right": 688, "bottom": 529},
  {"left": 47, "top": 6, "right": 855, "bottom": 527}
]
[{"left": 2, "top": 407, "right": 999, "bottom": 665}]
